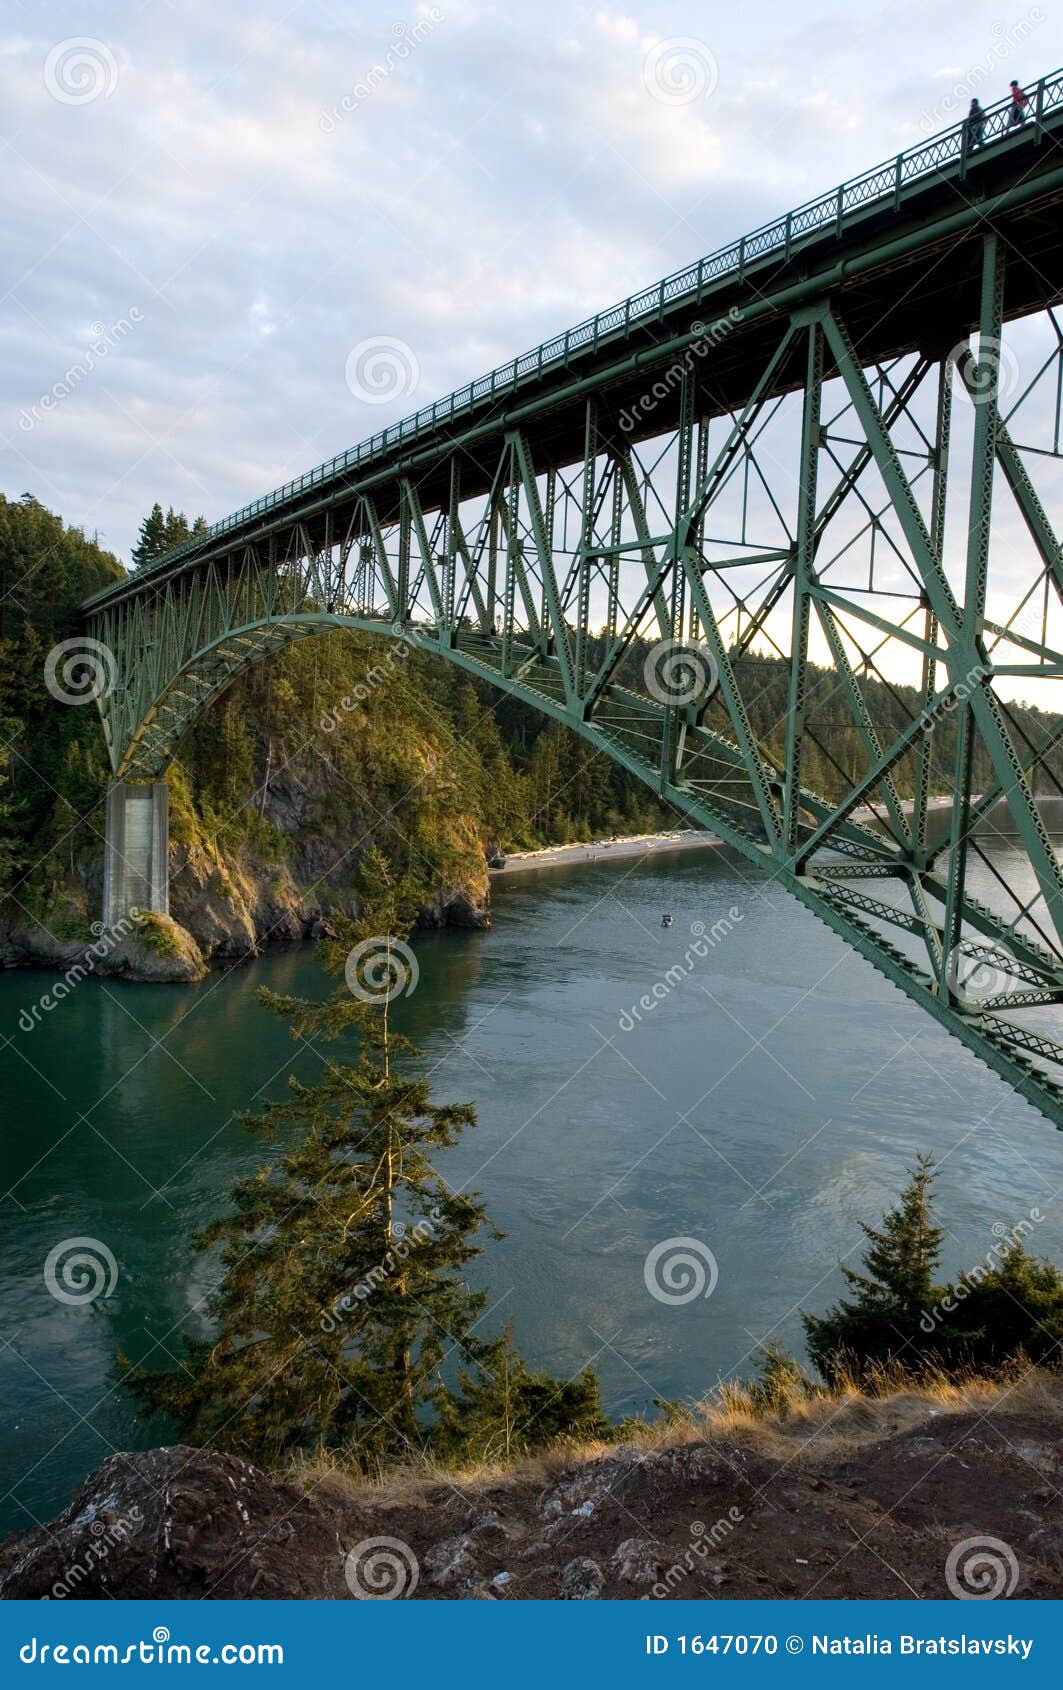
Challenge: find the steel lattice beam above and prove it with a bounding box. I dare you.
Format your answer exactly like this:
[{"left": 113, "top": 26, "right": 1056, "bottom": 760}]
[{"left": 81, "top": 107, "right": 1063, "bottom": 1129}]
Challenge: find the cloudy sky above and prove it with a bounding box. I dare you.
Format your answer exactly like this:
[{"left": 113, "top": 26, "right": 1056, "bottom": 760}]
[{"left": 1, "top": 0, "right": 1053, "bottom": 561}]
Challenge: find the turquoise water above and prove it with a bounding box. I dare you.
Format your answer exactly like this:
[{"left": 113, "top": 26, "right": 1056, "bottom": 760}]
[{"left": 3, "top": 845, "right": 1063, "bottom": 1536}]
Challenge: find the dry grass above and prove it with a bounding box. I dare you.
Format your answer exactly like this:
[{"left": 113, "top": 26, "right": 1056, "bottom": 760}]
[{"left": 288, "top": 1364, "right": 1063, "bottom": 1511}]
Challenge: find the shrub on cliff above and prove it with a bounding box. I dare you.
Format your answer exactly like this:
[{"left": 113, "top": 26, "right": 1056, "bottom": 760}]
[{"left": 803, "top": 1157, "right": 1063, "bottom": 1382}]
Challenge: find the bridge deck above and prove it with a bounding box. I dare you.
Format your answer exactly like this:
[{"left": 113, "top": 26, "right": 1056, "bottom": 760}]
[{"left": 85, "top": 74, "right": 1063, "bottom": 610}]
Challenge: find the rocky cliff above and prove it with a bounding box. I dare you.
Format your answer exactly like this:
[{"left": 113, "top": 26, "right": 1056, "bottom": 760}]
[{"left": 3, "top": 1374, "right": 1062, "bottom": 1600}]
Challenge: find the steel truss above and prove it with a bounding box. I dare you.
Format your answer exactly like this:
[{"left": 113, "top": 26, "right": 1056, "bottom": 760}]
[{"left": 86, "top": 229, "right": 1063, "bottom": 1127}]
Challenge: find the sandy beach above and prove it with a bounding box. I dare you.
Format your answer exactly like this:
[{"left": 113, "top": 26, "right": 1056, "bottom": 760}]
[{"left": 488, "top": 829, "right": 722, "bottom": 875}]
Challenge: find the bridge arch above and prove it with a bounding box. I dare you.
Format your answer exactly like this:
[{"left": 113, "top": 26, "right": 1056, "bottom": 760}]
[{"left": 82, "top": 93, "right": 1063, "bottom": 1125}]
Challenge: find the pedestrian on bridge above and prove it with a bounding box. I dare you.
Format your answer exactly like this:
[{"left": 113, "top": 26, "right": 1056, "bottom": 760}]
[
  {"left": 1007, "top": 80, "right": 1029, "bottom": 127},
  {"left": 964, "top": 98, "right": 986, "bottom": 152}
]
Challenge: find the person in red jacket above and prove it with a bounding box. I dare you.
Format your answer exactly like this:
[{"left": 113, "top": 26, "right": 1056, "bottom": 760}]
[{"left": 1008, "top": 80, "right": 1030, "bottom": 128}]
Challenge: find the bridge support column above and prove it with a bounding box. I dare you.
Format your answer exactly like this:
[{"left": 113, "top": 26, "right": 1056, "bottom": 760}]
[{"left": 102, "top": 782, "right": 169, "bottom": 929}]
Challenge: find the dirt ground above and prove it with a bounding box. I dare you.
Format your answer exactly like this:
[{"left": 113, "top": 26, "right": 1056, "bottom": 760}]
[{"left": 3, "top": 1376, "right": 1062, "bottom": 1600}]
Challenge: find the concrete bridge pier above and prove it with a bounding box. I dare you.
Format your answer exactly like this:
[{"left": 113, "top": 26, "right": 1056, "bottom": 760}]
[{"left": 102, "top": 781, "right": 169, "bottom": 929}]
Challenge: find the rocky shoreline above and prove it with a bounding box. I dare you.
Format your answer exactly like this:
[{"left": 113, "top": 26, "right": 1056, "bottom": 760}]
[
  {"left": 3, "top": 828, "right": 722, "bottom": 987},
  {"left": 1, "top": 843, "right": 490, "bottom": 987}
]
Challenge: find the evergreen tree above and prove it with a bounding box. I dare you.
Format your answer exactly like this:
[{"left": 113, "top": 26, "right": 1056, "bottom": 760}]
[
  {"left": 122, "top": 849, "right": 603, "bottom": 1471},
  {"left": 802, "top": 1155, "right": 947, "bottom": 1380},
  {"left": 439, "top": 1323, "right": 608, "bottom": 1462},
  {"left": 946, "top": 1240, "right": 1063, "bottom": 1370},
  {"left": 131, "top": 502, "right": 167, "bottom": 569},
  {"left": 163, "top": 507, "right": 190, "bottom": 551},
  {"left": 121, "top": 849, "right": 501, "bottom": 1465},
  {"left": 130, "top": 503, "right": 203, "bottom": 570}
]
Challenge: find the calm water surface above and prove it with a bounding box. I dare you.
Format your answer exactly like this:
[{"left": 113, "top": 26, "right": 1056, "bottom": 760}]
[{"left": 3, "top": 844, "right": 1063, "bottom": 1535}]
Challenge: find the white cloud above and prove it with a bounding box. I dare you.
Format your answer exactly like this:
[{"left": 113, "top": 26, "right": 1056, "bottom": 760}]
[{"left": 1, "top": 0, "right": 1049, "bottom": 561}]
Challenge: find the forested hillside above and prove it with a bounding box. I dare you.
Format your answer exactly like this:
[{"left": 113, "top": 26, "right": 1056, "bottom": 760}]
[
  {"left": 3, "top": 490, "right": 1059, "bottom": 966},
  {"left": 0, "top": 494, "right": 667, "bottom": 958}
]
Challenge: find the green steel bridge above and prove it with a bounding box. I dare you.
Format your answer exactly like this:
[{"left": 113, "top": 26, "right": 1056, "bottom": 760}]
[{"left": 83, "top": 74, "right": 1063, "bottom": 1125}]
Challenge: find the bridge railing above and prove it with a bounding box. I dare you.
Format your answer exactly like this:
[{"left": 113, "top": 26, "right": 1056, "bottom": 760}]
[{"left": 107, "top": 69, "right": 1063, "bottom": 592}]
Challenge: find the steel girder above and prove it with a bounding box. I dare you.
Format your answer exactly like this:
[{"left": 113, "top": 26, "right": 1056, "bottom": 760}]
[{"left": 85, "top": 239, "right": 1063, "bottom": 1127}]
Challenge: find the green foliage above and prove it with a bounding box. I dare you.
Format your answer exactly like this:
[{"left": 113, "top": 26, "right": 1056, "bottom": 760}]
[
  {"left": 743, "top": 1341, "right": 808, "bottom": 1415},
  {"left": 944, "top": 1241, "right": 1063, "bottom": 1368},
  {"left": 803, "top": 1155, "right": 947, "bottom": 1379},
  {"left": 132, "top": 504, "right": 204, "bottom": 570},
  {"left": 439, "top": 1323, "right": 609, "bottom": 1462},
  {"left": 121, "top": 850, "right": 604, "bottom": 1470},
  {"left": 803, "top": 1158, "right": 1063, "bottom": 1382},
  {"left": 0, "top": 494, "right": 122, "bottom": 904},
  {"left": 130, "top": 911, "right": 180, "bottom": 956}
]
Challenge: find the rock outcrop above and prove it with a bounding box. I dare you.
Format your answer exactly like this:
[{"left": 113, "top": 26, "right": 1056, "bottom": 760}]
[{"left": 4, "top": 1383, "right": 1063, "bottom": 1600}]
